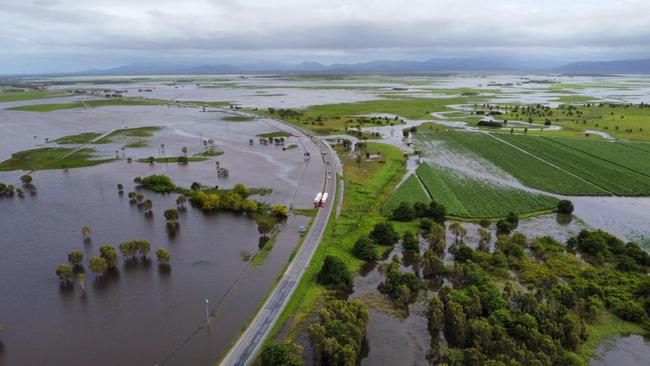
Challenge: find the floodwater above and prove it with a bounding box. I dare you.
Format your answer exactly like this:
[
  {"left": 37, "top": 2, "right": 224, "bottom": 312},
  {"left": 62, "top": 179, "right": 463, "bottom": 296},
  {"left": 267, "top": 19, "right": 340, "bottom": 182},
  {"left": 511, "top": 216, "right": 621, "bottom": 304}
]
[
  {"left": 590, "top": 335, "right": 650, "bottom": 366},
  {"left": 0, "top": 100, "right": 326, "bottom": 365}
]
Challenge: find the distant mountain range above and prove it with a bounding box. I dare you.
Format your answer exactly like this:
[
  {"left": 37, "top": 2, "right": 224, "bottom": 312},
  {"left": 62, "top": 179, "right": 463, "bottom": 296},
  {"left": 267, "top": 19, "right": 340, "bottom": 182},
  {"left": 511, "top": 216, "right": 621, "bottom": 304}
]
[{"left": 25, "top": 57, "right": 650, "bottom": 76}]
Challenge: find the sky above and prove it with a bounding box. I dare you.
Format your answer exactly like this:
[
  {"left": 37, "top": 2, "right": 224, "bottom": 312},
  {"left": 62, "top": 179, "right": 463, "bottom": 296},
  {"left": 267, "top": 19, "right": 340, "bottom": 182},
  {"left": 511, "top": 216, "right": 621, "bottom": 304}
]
[{"left": 2, "top": 0, "right": 650, "bottom": 74}]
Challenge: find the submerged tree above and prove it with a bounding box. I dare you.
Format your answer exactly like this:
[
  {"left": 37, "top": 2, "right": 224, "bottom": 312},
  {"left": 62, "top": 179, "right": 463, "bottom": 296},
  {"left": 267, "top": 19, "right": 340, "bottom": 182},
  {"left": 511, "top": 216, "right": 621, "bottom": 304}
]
[
  {"left": 76, "top": 272, "right": 86, "bottom": 291},
  {"left": 67, "top": 250, "right": 84, "bottom": 268},
  {"left": 81, "top": 226, "right": 91, "bottom": 239},
  {"left": 89, "top": 256, "right": 108, "bottom": 277},
  {"left": 99, "top": 244, "right": 118, "bottom": 269},
  {"left": 56, "top": 264, "right": 73, "bottom": 284},
  {"left": 156, "top": 248, "right": 171, "bottom": 265}
]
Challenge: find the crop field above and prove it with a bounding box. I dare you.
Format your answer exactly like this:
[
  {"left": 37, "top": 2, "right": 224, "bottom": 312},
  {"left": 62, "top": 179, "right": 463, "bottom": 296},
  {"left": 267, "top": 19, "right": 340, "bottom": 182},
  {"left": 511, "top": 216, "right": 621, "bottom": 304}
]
[
  {"left": 381, "top": 174, "right": 431, "bottom": 214},
  {"left": 416, "top": 131, "right": 608, "bottom": 196},
  {"left": 500, "top": 135, "right": 650, "bottom": 196},
  {"left": 412, "top": 163, "right": 558, "bottom": 219},
  {"left": 545, "top": 138, "right": 650, "bottom": 176}
]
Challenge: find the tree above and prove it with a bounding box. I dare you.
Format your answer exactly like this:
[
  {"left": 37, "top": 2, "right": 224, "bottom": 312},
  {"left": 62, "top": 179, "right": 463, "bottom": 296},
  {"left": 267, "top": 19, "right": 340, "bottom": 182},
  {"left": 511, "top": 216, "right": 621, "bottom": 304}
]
[
  {"left": 257, "top": 221, "right": 274, "bottom": 238},
  {"left": 181, "top": 146, "right": 188, "bottom": 156},
  {"left": 233, "top": 183, "right": 251, "bottom": 197},
  {"left": 370, "top": 222, "right": 399, "bottom": 246},
  {"left": 496, "top": 219, "right": 513, "bottom": 235},
  {"left": 76, "top": 272, "right": 86, "bottom": 291},
  {"left": 119, "top": 241, "right": 138, "bottom": 258},
  {"left": 89, "top": 256, "right": 108, "bottom": 277},
  {"left": 56, "top": 264, "right": 73, "bottom": 284},
  {"left": 117, "top": 183, "right": 124, "bottom": 192},
  {"left": 176, "top": 195, "right": 187, "bottom": 208},
  {"left": 317, "top": 255, "right": 353, "bottom": 292},
  {"left": 140, "top": 175, "right": 176, "bottom": 193},
  {"left": 477, "top": 227, "right": 491, "bottom": 252},
  {"left": 156, "top": 248, "right": 171, "bottom": 265},
  {"left": 20, "top": 174, "right": 33, "bottom": 185},
  {"left": 425, "top": 200, "right": 447, "bottom": 224},
  {"left": 67, "top": 250, "right": 84, "bottom": 268},
  {"left": 137, "top": 240, "right": 151, "bottom": 257},
  {"left": 454, "top": 245, "right": 474, "bottom": 262},
  {"left": 444, "top": 300, "right": 467, "bottom": 347},
  {"left": 143, "top": 199, "right": 153, "bottom": 212},
  {"left": 428, "top": 223, "right": 446, "bottom": 256},
  {"left": 99, "top": 244, "right": 118, "bottom": 269},
  {"left": 260, "top": 343, "right": 303, "bottom": 366},
  {"left": 557, "top": 200, "right": 574, "bottom": 215},
  {"left": 422, "top": 249, "right": 445, "bottom": 279},
  {"left": 352, "top": 236, "right": 378, "bottom": 261},
  {"left": 164, "top": 208, "right": 180, "bottom": 221},
  {"left": 506, "top": 212, "right": 519, "bottom": 229},
  {"left": 81, "top": 226, "right": 91, "bottom": 238},
  {"left": 392, "top": 202, "right": 416, "bottom": 221},
  {"left": 427, "top": 296, "right": 444, "bottom": 338},
  {"left": 402, "top": 231, "right": 420, "bottom": 255},
  {"left": 449, "top": 222, "right": 467, "bottom": 244},
  {"left": 271, "top": 204, "right": 289, "bottom": 219}
]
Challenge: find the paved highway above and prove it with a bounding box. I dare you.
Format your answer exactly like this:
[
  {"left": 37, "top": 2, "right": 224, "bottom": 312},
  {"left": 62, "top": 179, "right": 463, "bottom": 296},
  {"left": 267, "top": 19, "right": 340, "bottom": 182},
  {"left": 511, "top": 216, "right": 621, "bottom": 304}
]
[{"left": 216, "top": 109, "right": 338, "bottom": 366}]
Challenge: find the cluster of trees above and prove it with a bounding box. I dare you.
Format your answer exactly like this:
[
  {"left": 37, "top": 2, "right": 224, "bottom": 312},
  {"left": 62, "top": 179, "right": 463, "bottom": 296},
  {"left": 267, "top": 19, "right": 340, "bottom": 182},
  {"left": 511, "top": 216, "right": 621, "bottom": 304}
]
[
  {"left": 308, "top": 299, "right": 369, "bottom": 366},
  {"left": 567, "top": 229, "right": 650, "bottom": 272},
  {"left": 418, "top": 229, "right": 650, "bottom": 365},
  {"left": 260, "top": 343, "right": 303, "bottom": 366},
  {"left": 351, "top": 221, "right": 400, "bottom": 261},
  {"left": 134, "top": 175, "right": 176, "bottom": 193},
  {"left": 378, "top": 255, "right": 421, "bottom": 308},
  {"left": 127, "top": 191, "right": 153, "bottom": 213},
  {"left": 164, "top": 208, "right": 180, "bottom": 233},
  {"left": 391, "top": 200, "right": 447, "bottom": 224},
  {"left": 317, "top": 255, "right": 353, "bottom": 292},
  {"left": 56, "top": 241, "right": 172, "bottom": 286},
  {"left": 189, "top": 183, "right": 288, "bottom": 219},
  {"left": 0, "top": 181, "right": 23, "bottom": 197},
  {"left": 495, "top": 212, "right": 519, "bottom": 235}
]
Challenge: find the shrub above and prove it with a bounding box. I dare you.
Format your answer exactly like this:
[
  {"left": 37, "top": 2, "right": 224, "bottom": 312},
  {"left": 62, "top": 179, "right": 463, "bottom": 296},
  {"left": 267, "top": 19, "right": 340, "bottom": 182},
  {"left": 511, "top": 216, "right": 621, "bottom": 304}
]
[
  {"left": 140, "top": 175, "right": 176, "bottom": 193},
  {"left": 317, "top": 255, "right": 353, "bottom": 292}
]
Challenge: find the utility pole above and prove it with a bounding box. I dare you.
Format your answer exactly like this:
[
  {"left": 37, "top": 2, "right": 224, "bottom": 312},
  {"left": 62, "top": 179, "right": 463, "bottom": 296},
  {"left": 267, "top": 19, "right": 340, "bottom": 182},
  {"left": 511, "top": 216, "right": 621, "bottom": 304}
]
[{"left": 205, "top": 298, "right": 210, "bottom": 325}]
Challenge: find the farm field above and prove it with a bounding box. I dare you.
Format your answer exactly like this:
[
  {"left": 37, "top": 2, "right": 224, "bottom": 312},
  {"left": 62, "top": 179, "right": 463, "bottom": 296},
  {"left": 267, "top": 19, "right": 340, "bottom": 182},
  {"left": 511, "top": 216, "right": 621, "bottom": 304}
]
[
  {"left": 416, "top": 131, "right": 608, "bottom": 196},
  {"left": 409, "top": 163, "right": 559, "bottom": 219},
  {"left": 545, "top": 137, "right": 650, "bottom": 175},
  {"left": 381, "top": 174, "right": 431, "bottom": 214},
  {"left": 500, "top": 134, "right": 650, "bottom": 196}
]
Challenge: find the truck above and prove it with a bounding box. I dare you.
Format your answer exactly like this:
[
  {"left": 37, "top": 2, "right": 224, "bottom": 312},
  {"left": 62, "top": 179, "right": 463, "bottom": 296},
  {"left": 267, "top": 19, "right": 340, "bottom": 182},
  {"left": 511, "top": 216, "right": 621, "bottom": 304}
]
[
  {"left": 313, "top": 192, "right": 323, "bottom": 206},
  {"left": 319, "top": 192, "right": 329, "bottom": 207}
]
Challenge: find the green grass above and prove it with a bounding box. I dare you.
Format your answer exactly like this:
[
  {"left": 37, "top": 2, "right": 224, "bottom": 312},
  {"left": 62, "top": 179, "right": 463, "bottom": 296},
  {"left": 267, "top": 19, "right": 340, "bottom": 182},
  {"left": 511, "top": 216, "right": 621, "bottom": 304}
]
[
  {"left": 576, "top": 311, "right": 645, "bottom": 361},
  {"left": 256, "top": 131, "right": 292, "bottom": 138},
  {"left": 53, "top": 132, "right": 102, "bottom": 144},
  {"left": 123, "top": 139, "right": 149, "bottom": 148},
  {"left": 252, "top": 230, "right": 281, "bottom": 267},
  {"left": 194, "top": 150, "right": 224, "bottom": 157},
  {"left": 382, "top": 174, "right": 431, "bottom": 215},
  {"left": 97, "top": 126, "right": 164, "bottom": 144},
  {"left": 285, "top": 144, "right": 298, "bottom": 150},
  {"left": 414, "top": 163, "right": 559, "bottom": 219},
  {"left": 292, "top": 208, "right": 318, "bottom": 217},
  {"left": 222, "top": 115, "right": 255, "bottom": 122},
  {"left": 254, "top": 95, "right": 483, "bottom": 135},
  {"left": 135, "top": 156, "right": 208, "bottom": 163},
  {"left": 0, "top": 147, "right": 113, "bottom": 171},
  {"left": 500, "top": 134, "right": 650, "bottom": 196},
  {"left": 271, "top": 142, "right": 407, "bottom": 342},
  {"left": 415, "top": 131, "right": 609, "bottom": 196},
  {"left": 498, "top": 103, "right": 650, "bottom": 142},
  {"left": 7, "top": 98, "right": 168, "bottom": 112},
  {"left": 0, "top": 89, "right": 67, "bottom": 103}
]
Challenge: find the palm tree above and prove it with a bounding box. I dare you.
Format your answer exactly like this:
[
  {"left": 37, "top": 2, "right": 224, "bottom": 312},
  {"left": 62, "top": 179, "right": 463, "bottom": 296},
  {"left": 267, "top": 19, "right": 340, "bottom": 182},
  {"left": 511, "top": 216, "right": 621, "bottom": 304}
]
[{"left": 81, "top": 226, "right": 91, "bottom": 239}]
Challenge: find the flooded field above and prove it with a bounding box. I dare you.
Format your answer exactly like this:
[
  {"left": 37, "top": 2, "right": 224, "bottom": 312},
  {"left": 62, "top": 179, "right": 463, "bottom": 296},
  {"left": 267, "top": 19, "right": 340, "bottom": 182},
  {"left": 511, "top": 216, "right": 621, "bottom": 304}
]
[
  {"left": 0, "top": 99, "right": 326, "bottom": 365},
  {"left": 2, "top": 74, "right": 650, "bottom": 365}
]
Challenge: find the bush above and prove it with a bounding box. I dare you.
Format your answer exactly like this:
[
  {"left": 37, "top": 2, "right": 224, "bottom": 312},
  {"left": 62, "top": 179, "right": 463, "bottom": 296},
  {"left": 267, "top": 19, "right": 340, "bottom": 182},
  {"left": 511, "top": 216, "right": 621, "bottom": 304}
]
[
  {"left": 370, "top": 222, "right": 399, "bottom": 246},
  {"left": 260, "top": 343, "right": 303, "bottom": 366},
  {"left": 557, "top": 200, "right": 574, "bottom": 215},
  {"left": 352, "top": 237, "right": 378, "bottom": 261},
  {"left": 140, "top": 175, "right": 176, "bottom": 193},
  {"left": 317, "top": 255, "right": 353, "bottom": 292}
]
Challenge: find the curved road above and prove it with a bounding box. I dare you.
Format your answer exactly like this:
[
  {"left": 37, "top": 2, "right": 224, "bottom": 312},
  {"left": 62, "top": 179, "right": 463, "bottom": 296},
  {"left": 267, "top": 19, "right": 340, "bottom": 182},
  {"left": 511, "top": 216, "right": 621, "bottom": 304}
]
[{"left": 213, "top": 108, "right": 337, "bottom": 366}]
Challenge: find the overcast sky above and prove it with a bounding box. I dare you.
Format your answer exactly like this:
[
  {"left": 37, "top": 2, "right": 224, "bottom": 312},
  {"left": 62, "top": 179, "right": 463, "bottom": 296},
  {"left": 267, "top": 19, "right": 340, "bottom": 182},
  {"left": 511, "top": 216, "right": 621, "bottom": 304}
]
[{"left": 2, "top": 0, "right": 650, "bottom": 74}]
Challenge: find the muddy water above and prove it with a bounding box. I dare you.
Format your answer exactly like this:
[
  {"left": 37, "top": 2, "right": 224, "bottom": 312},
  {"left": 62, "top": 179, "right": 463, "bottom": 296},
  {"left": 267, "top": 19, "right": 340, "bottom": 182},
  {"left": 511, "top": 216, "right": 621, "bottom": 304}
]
[
  {"left": 0, "top": 102, "right": 326, "bottom": 365},
  {"left": 590, "top": 335, "right": 650, "bottom": 366}
]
